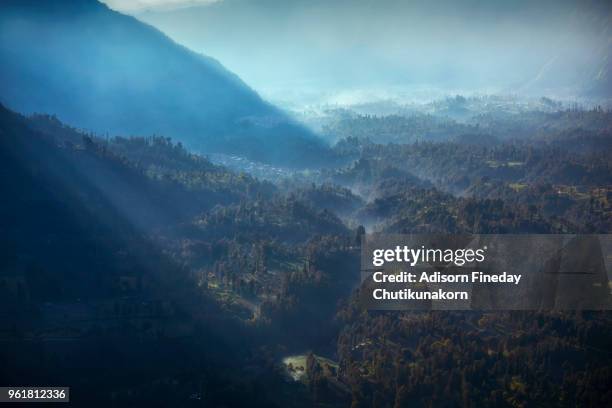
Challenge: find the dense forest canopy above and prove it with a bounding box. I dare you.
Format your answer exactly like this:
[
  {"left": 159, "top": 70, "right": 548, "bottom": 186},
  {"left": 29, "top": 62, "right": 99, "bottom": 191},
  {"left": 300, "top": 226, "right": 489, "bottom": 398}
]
[{"left": 2, "top": 93, "right": 611, "bottom": 406}]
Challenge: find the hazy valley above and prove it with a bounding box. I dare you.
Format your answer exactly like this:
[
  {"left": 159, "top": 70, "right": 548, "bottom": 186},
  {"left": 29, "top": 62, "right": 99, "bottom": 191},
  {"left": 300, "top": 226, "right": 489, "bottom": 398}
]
[{"left": 1, "top": 1, "right": 611, "bottom": 407}]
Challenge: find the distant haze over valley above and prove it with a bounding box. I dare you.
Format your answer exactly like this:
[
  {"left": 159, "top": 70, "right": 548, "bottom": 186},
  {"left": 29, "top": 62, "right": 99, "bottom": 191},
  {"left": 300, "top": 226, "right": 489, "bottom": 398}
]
[{"left": 116, "top": 0, "right": 611, "bottom": 108}]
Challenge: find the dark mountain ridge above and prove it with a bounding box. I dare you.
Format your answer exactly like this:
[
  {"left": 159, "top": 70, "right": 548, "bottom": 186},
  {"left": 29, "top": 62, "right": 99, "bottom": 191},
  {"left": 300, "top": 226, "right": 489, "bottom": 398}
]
[{"left": 0, "top": 0, "right": 332, "bottom": 167}]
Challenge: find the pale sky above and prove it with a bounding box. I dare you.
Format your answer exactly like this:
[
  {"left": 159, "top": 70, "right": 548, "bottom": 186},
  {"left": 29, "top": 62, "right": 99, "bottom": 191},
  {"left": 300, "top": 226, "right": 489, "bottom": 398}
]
[{"left": 101, "top": 0, "right": 219, "bottom": 13}]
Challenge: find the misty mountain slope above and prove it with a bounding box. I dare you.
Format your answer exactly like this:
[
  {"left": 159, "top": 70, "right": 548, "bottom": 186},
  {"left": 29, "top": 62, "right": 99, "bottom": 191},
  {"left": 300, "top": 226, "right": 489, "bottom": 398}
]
[
  {"left": 0, "top": 105, "right": 296, "bottom": 407},
  {"left": 0, "top": 101, "right": 266, "bottom": 299},
  {"left": 0, "top": 0, "right": 331, "bottom": 167},
  {"left": 0, "top": 103, "right": 184, "bottom": 302}
]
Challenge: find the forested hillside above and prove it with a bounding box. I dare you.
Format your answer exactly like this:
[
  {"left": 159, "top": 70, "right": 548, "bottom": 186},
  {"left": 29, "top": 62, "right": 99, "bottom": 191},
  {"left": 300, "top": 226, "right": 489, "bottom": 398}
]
[{"left": 1, "top": 97, "right": 610, "bottom": 406}]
